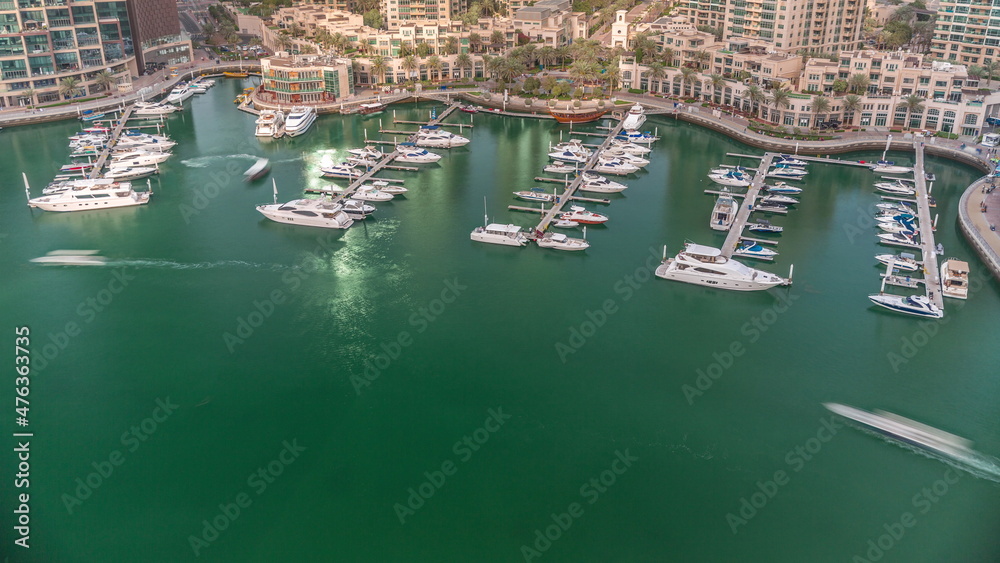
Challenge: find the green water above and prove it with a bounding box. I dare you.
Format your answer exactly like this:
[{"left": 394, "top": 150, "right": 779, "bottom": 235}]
[{"left": 2, "top": 81, "right": 999, "bottom": 562}]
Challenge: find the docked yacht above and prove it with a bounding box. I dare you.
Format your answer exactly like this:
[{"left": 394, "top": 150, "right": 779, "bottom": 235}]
[
  {"left": 133, "top": 101, "right": 181, "bottom": 116},
  {"left": 593, "top": 158, "right": 638, "bottom": 175},
  {"left": 876, "top": 201, "right": 914, "bottom": 213},
  {"left": 165, "top": 84, "right": 194, "bottom": 104},
  {"left": 655, "top": 243, "right": 791, "bottom": 291},
  {"left": 341, "top": 199, "right": 376, "bottom": 219},
  {"left": 875, "top": 253, "right": 920, "bottom": 272},
  {"left": 708, "top": 170, "right": 751, "bottom": 187},
  {"left": 767, "top": 163, "right": 807, "bottom": 179},
  {"left": 875, "top": 182, "right": 915, "bottom": 196},
  {"left": 579, "top": 172, "right": 627, "bottom": 193},
  {"left": 26, "top": 176, "right": 151, "bottom": 212},
  {"left": 710, "top": 189, "right": 740, "bottom": 231},
  {"left": 544, "top": 161, "right": 579, "bottom": 174},
  {"left": 877, "top": 232, "right": 920, "bottom": 247},
  {"left": 868, "top": 292, "right": 943, "bottom": 318},
  {"left": 621, "top": 104, "right": 647, "bottom": 131},
  {"left": 359, "top": 102, "right": 386, "bottom": 115},
  {"left": 559, "top": 206, "right": 608, "bottom": 225},
  {"left": 415, "top": 127, "right": 470, "bottom": 148},
  {"left": 760, "top": 194, "right": 798, "bottom": 206},
  {"left": 773, "top": 155, "right": 808, "bottom": 167},
  {"left": 359, "top": 180, "right": 407, "bottom": 195},
  {"left": 471, "top": 222, "right": 529, "bottom": 246},
  {"left": 347, "top": 156, "right": 379, "bottom": 168},
  {"left": 877, "top": 220, "right": 917, "bottom": 234},
  {"left": 871, "top": 160, "right": 913, "bottom": 174},
  {"left": 608, "top": 140, "right": 650, "bottom": 155},
  {"left": 320, "top": 162, "right": 363, "bottom": 179},
  {"left": 284, "top": 106, "right": 318, "bottom": 137},
  {"left": 256, "top": 193, "right": 354, "bottom": 230},
  {"left": 348, "top": 146, "right": 384, "bottom": 160},
  {"left": 616, "top": 130, "right": 659, "bottom": 144},
  {"left": 102, "top": 166, "right": 158, "bottom": 181},
  {"left": 747, "top": 220, "right": 783, "bottom": 234},
  {"left": 255, "top": 110, "right": 284, "bottom": 138},
  {"left": 514, "top": 189, "right": 557, "bottom": 203},
  {"left": 535, "top": 231, "right": 589, "bottom": 251},
  {"left": 353, "top": 185, "right": 394, "bottom": 202},
  {"left": 734, "top": 241, "right": 778, "bottom": 260},
  {"left": 764, "top": 182, "right": 803, "bottom": 195},
  {"left": 110, "top": 151, "right": 172, "bottom": 167},
  {"left": 940, "top": 258, "right": 970, "bottom": 299},
  {"left": 601, "top": 149, "right": 649, "bottom": 168},
  {"left": 395, "top": 146, "right": 442, "bottom": 164}
]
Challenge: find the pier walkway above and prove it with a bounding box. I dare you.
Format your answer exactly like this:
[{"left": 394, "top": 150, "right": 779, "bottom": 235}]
[
  {"left": 911, "top": 142, "right": 945, "bottom": 310},
  {"left": 88, "top": 105, "right": 135, "bottom": 179},
  {"left": 720, "top": 154, "right": 775, "bottom": 258}
]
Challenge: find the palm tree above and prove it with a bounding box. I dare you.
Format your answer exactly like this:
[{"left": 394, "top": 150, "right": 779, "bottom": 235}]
[
  {"left": 692, "top": 49, "right": 711, "bottom": 71},
  {"left": 679, "top": 66, "right": 697, "bottom": 97},
  {"left": 58, "top": 77, "right": 82, "bottom": 99},
  {"left": 401, "top": 55, "right": 418, "bottom": 82},
  {"left": 277, "top": 32, "right": 293, "bottom": 53},
  {"left": 537, "top": 46, "right": 556, "bottom": 68},
  {"left": 768, "top": 86, "right": 791, "bottom": 123},
  {"left": 746, "top": 85, "right": 766, "bottom": 117},
  {"left": 455, "top": 53, "right": 472, "bottom": 78},
  {"left": 19, "top": 88, "right": 35, "bottom": 108},
  {"left": 984, "top": 60, "right": 1000, "bottom": 87},
  {"left": 967, "top": 65, "right": 985, "bottom": 83},
  {"left": 709, "top": 73, "right": 726, "bottom": 104},
  {"left": 371, "top": 55, "right": 388, "bottom": 84},
  {"left": 490, "top": 30, "right": 505, "bottom": 52},
  {"left": 848, "top": 73, "right": 871, "bottom": 94},
  {"left": 811, "top": 95, "right": 830, "bottom": 128},
  {"left": 842, "top": 94, "right": 862, "bottom": 126},
  {"left": 468, "top": 32, "right": 481, "bottom": 54},
  {"left": 647, "top": 62, "right": 666, "bottom": 94},
  {"left": 604, "top": 65, "right": 621, "bottom": 93},
  {"left": 331, "top": 33, "right": 348, "bottom": 54},
  {"left": 93, "top": 70, "right": 116, "bottom": 92},
  {"left": 900, "top": 94, "right": 925, "bottom": 128},
  {"left": 498, "top": 56, "right": 524, "bottom": 84},
  {"left": 444, "top": 36, "right": 458, "bottom": 55},
  {"left": 426, "top": 55, "right": 442, "bottom": 82},
  {"left": 660, "top": 47, "right": 674, "bottom": 67}
]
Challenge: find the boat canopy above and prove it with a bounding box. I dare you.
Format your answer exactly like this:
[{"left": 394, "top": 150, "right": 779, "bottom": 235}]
[
  {"left": 684, "top": 243, "right": 722, "bottom": 257},
  {"left": 486, "top": 223, "right": 522, "bottom": 234}
]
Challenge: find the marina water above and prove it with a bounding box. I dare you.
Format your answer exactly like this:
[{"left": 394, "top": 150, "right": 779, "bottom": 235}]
[{"left": 2, "top": 80, "right": 999, "bottom": 562}]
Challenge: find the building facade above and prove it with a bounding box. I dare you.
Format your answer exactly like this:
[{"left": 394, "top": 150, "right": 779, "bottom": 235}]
[
  {"left": 125, "top": 0, "right": 191, "bottom": 71},
  {"left": 930, "top": 0, "right": 996, "bottom": 66},
  {"left": 259, "top": 55, "right": 355, "bottom": 105}
]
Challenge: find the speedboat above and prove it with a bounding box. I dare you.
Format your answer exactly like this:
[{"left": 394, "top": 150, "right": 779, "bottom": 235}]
[
  {"left": 755, "top": 202, "right": 789, "bottom": 213},
  {"left": 547, "top": 149, "right": 589, "bottom": 164},
  {"left": 877, "top": 232, "right": 920, "bottom": 247},
  {"left": 79, "top": 110, "right": 105, "bottom": 122},
  {"left": 102, "top": 166, "right": 158, "bottom": 181},
  {"left": 773, "top": 155, "right": 807, "bottom": 167},
  {"left": 940, "top": 258, "right": 970, "bottom": 299},
  {"left": 459, "top": 105, "right": 479, "bottom": 114},
  {"left": 710, "top": 188, "right": 740, "bottom": 231},
  {"left": 734, "top": 241, "right": 778, "bottom": 260},
  {"left": 60, "top": 163, "right": 95, "bottom": 173},
  {"left": 709, "top": 170, "right": 751, "bottom": 187},
  {"left": 27, "top": 177, "right": 151, "bottom": 212},
  {"left": 764, "top": 182, "right": 803, "bottom": 195},
  {"left": 348, "top": 156, "right": 379, "bottom": 168},
  {"left": 358, "top": 102, "right": 386, "bottom": 115},
  {"left": 877, "top": 220, "right": 917, "bottom": 234},
  {"left": 133, "top": 101, "right": 181, "bottom": 116},
  {"left": 30, "top": 250, "right": 107, "bottom": 266},
  {"left": 608, "top": 140, "right": 650, "bottom": 155},
  {"left": 256, "top": 197, "right": 354, "bottom": 229},
  {"left": 655, "top": 243, "right": 791, "bottom": 291},
  {"left": 767, "top": 164, "right": 807, "bottom": 179},
  {"left": 551, "top": 139, "right": 591, "bottom": 156},
  {"left": 593, "top": 158, "right": 638, "bottom": 175},
  {"left": 348, "top": 146, "right": 384, "bottom": 160},
  {"left": 244, "top": 158, "right": 270, "bottom": 182},
  {"left": 513, "top": 189, "right": 557, "bottom": 203},
  {"left": 415, "top": 126, "right": 469, "bottom": 147},
  {"left": 255, "top": 110, "right": 284, "bottom": 138},
  {"left": 579, "top": 172, "right": 627, "bottom": 193},
  {"left": 875, "top": 253, "right": 920, "bottom": 272},
  {"left": 871, "top": 160, "right": 913, "bottom": 174},
  {"left": 875, "top": 182, "right": 915, "bottom": 196},
  {"left": 601, "top": 149, "right": 649, "bottom": 167},
  {"left": 360, "top": 180, "right": 407, "bottom": 195},
  {"left": 395, "top": 146, "right": 441, "bottom": 164},
  {"left": 353, "top": 185, "right": 394, "bottom": 202},
  {"left": 868, "top": 293, "right": 943, "bottom": 318},
  {"left": 621, "top": 103, "right": 647, "bottom": 131},
  {"left": 284, "top": 106, "right": 317, "bottom": 137},
  {"left": 875, "top": 201, "right": 914, "bottom": 213},
  {"left": 544, "top": 161, "right": 579, "bottom": 174},
  {"left": 560, "top": 205, "right": 608, "bottom": 225},
  {"left": 747, "top": 220, "right": 783, "bottom": 234},
  {"left": 320, "top": 163, "right": 363, "bottom": 179},
  {"left": 165, "top": 84, "right": 194, "bottom": 104},
  {"left": 111, "top": 152, "right": 172, "bottom": 167},
  {"left": 760, "top": 194, "right": 798, "bottom": 205},
  {"left": 552, "top": 219, "right": 579, "bottom": 228},
  {"left": 341, "top": 199, "right": 376, "bottom": 219},
  {"left": 616, "top": 130, "right": 659, "bottom": 144},
  {"left": 535, "top": 231, "right": 589, "bottom": 251},
  {"left": 709, "top": 165, "right": 752, "bottom": 176}
]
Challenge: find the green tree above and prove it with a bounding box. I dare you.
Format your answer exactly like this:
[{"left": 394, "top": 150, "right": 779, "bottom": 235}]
[
  {"left": 58, "top": 76, "right": 82, "bottom": 99},
  {"left": 401, "top": 55, "right": 418, "bottom": 81},
  {"left": 416, "top": 42, "right": 433, "bottom": 57},
  {"left": 363, "top": 10, "right": 383, "bottom": 29},
  {"left": 468, "top": 32, "right": 482, "bottom": 53},
  {"left": 371, "top": 55, "right": 388, "bottom": 84},
  {"left": 646, "top": 62, "right": 666, "bottom": 93},
  {"left": 843, "top": 94, "right": 862, "bottom": 125},
  {"left": 811, "top": 95, "right": 830, "bottom": 127},
  {"left": 848, "top": 73, "right": 871, "bottom": 94},
  {"left": 455, "top": 53, "right": 473, "bottom": 77},
  {"left": 659, "top": 47, "right": 674, "bottom": 66},
  {"left": 746, "top": 85, "right": 766, "bottom": 117},
  {"left": 983, "top": 60, "right": 1000, "bottom": 87},
  {"left": 709, "top": 73, "right": 726, "bottom": 103},
  {"left": 768, "top": 86, "right": 791, "bottom": 122},
  {"left": 93, "top": 70, "right": 116, "bottom": 92},
  {"left": 680, "top": 66, "right": 697, "bottom": 97},
  {"left": 490, "top": 30, "right": 505, "bottom": 52},
  {"left": 444, "top": 36, "right": 458, "bottom": 55},
  {"left": 604, "top": 65, "right": 621, "bottom": 92},
  {"left": 426, "top": 55, "right": 442, "bottom": 81},
  {"left": 900, "top": 94, "right": 925, "bottom": 127},
  {"left": 832, "top": 79, "right": 849, "bottom": 94},
  {"left": 692, "top": 49, "right": 711, "bottom": 71},
  {"left": 541, "top": 74, "right": 557, "bottom": 93},
  {"left": 523, "top": 76, "right": 540, "bottom": 94},
  {"left": 537, "top": 46, "right": 556, "bottom": 68}
]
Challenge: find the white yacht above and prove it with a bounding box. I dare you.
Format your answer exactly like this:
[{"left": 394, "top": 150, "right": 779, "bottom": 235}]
[
  {"left": 348, "top": 145, "right": 384, "bottom": 160},
  {"left": 601, "top": 148, "right": 649, "bottom": 167},
  {"left": 132, "top": 101, "right": 181, "bottom": 116},
  {"left": 535, "top": 231, "right": 589, "bottom": 251},
  {"left": 617, "top": 130, "right": 659, "bottom": 144},
  {"left": 110, "top": 151, "right": 171, "bottom": 166},
  {"left": 102, "top": 166, "right": 158, "bottom": 181},
  {"left": 395, "top": 146, "right": 442, "bottom": 164},
  {"left": 165, "top": 84, "right": 194, "bottom": 104},
  {"left": 579, "top": 172, "right": 627, "bottom": 193},
  {"left": 940, "top": 258, "right": 970, "bottom": 299},
  {"left": 875, "top": 253, "right": 920, "bottom": 272},
  {"left": 559, "top": 206, "right": 608, "bottom": 225},
  {"left": 30, "top": 250, "right": 107, "bottom": 266},
  {"left": 359, "top": 180, "right": 406, "bottom": 195},
  {"left": 470, "top": 199, "right": 528, "bottom": 246},
  {"left": 352, "top": 185, "right": 394, "bottom": 202},
  {"left": 547, "top": 148, "right": 589, "bottom": 164},
  {"left": 243, "top": 158, "right": 271, "bottom": 182},
  {"left": 871, "top": 160, "right": 913, "bottom": 174},
  {"left": 764, "top": 182, "right": 803, "bottom": 195},
  {"left": 877, "top": 232, "right": 920, "bottom": 248},
  {"left": 868, "top": 292, "right": 943, "bottom": 318},
  {"left": 544, "top": 161, "right": 579, "bottom": 174},
  {"left": 608, "top": 140, "right": 651, "bottom": 155},
  {"left": 26, "top": 176, "right": 151, "bottom": 212},
  {"left": 760, "top": 194, "right": 798, "bottom": 205},
  {"left": 875, "top": 182, "right": 915, "bottom": 196},
  {"left": 320, "top": 162, "right": 363, "bottom": 179},
  {"left": 709, "top": 170, "right": 751, "bottom": 187},
  {"left": 593, "top": 158, "right": 638, "bottom": 175},
  {"left": 414, "top": 127, "right": 470, "bottom": 148},
  {"left": 284, "top": 106, "right": 317, "bottom": 137},
  {"left": 773, "top": 155, "right": 808, "bottom": 167},
  {"left": 255, "top": 110, "right": 284, "bottom": 138},
  {"left": 655, "top": 243, "right": 791, "bottom": 291},
  {"left": 710, "top": 189, "right": 740, "bottom": 231},
  {"left": 341, "top": 199, "right": 377, "bottom": 219},
  {"left": 621, "top": 104, "right": 647, "bottom": 131},
  {"left": 257, "top": 197, "right": 354, "bottom": 229},
  {"left": 733, "top": 241, "right": 778, "bottom": 260}
]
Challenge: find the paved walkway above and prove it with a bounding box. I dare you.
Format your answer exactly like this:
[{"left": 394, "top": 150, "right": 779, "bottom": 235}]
[{"left": 960, "top": 177, "right": 1000, "bottom": 281}]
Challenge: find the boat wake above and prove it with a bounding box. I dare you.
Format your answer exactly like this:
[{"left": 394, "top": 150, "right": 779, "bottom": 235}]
[
  {"left": 852, "top": 422, "right": 1000, "bottom": 483},
  {"left": 181, "top": 154, "right": 303, "bottom": 168},
  {"left": 103, "top": 259, "right": 289, "bottom": 271}
]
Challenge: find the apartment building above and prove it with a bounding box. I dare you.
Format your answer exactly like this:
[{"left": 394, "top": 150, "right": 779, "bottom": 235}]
[
  {"left": 677, "top": 0, "right": 864, "bottom": 54},
  {"left": 259, "top": 55, "right": 354, "bottom": 104},
  {"left": 514, "top": 0, "right": 587, "bottom": 48},
  {"left": 930, "top": 0, "right": 997, "bottom": 66},
  {"left": 126, "top": 0, "right": 191, "bottom": 71},
  {"left": 381, "top": 0, "right": 453, "bottom": 28}
]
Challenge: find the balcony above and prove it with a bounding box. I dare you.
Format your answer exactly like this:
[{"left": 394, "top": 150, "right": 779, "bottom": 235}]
[{"left": 3, "top": 69, "right": 29, "bottom": 79}]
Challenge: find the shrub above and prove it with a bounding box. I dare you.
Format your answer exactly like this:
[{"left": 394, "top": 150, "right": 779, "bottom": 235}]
[
  {"left": 628, "top": 88, "right": 644, "bottom": 94},
  {"left": 573, "top": 99, "right": 581, "bottom": 108}
]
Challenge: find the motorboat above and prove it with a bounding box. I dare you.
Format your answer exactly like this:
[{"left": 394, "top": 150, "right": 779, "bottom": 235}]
[
  {"left": 767, "top": 164, "right": 807, "bottom": 179},
  {"left": 348, "top": 156, "right": 379, "bottom": 168},
  {"left": 616, "top": 130, "right": 659, "bottom": 144},
  {"left": 535, "top": 231, "right": 589, "bottom": 251},
  {"left": 579, "top": 172, "right": 627, "bottom": 193},
  {"left": 79, "top": 110, "right": 105, "bottom": 122},
  {"left": 877, "top": 220, "right": 917, "bottom": 235},
  {"left": 470, "top": 199, "right": 528, "bottom": 246},
  {"left": 621, "top": 103, "right": 647, "bottom": 131},
  {"left": 30, "top": 250, "right": 108, "bottom": 266},
  {"left": 165, "top": 84, "right": 194, "bottom": 104},
  {"left": 348, "top": 146, "right": 384, "bottom": 160},
  {"left": 255, "top": 110, "right": 284, "bottom": 138},
  {"left": 875, "top": 201, "right": 914, "bottom": 213},
  {"left": 414, "top": 126, "right": 469, "bottom": 147},
  {"left": 552, "top": 219, "right": 579, "bottom": 228},
  {"left": 559, "top": 205, "right": 608, "bottom": 225},
  {"left": 459, "top": 105, "right": 479, "bottom": 114},
  {"left": 132, "top": 101, "right": 181, "bottom": 116},
  {"left": 544, "top": 161, "right": 578, "bottom": 174},
  {"left": 353, "top": 185, "right": 394, "bottom": 202},
  {"left": 655, "top": 243, "right": 791, "bottom": 291},
  {"left": 601, "top": 149, "right": 649, "bottom": 167},
  {"left": 773, "top": 154, "right": 807, "bottom": 167},
  {"left": 513, "top": 189, "right": 557, "bottom": 203},
  {"left": 710, "top": 188, "right": 739, "bottom": 231},
  {"left": 256, "top": 192, "right": 354, "bottom": 230},
  {"left": 871, "top": 160, "right": 913, "bottom": 174},
  {"left": 880, "top": 271, "right": 923, "bottom": 289},
  {"left": 875, "top": 182, "right": 915, "bottom": 196},
  {"left": 875, "top": 253, "right": 920, "bottom": 272},
  {"left": 733, "top": 241, "right": 778, "bottom": 260},
  {"left": 868, "top": 292, "right": 943, "bottom": 318},
  {"left": 755, "top": 202, "right": 789, "bottom": 213},
  {"left": 940, "top": 258, "right": 970, "bottom": 299},
  {"left": 341, "top": 199, "right": 377, "bottom": 219},
  {"left": 709, "top": 165, "right": 752, "bottom": 176},
  {"left": 764, "top": 182, "right": 803, "bottom": 195},
  {"left": 395, "top": 146, "right": 441, "bottom": 164},
  {"left": 877, "top": 232, "right": 920, "bottom": 247},
  {"left": 360, "top": 180, "right": 406, "bottom": 195},
  {"left": 547, "top": 149, "right": 589, "bottom": 164},
  {"left": 102, "top": 166, "right": 158, "bottom": 181},
  {"left": 747, "top": 220, "right": 783, "bottom": 234},
  {"left": 358, "top": 102, "right": 386, "bottom": 115},
  {"left": 551, "top": 139, "right": 591, "bottom": 156},
  {"left": 320, "top": 162, "right": 363, "bottom": 179},
  {"left": 243, "top": 158, "right": 270, "bottom": 182},
  {"left": 608, "top": 140, "right": 650, "bottom": 155},
  {"left": 26, "top": 176, "right": 151, "bottom": 212},
  {"left": 592, "top": 158, "right": 638, "bottom": 175},
  {"left": 284, "top": 106, "right": 318, "bottom": 137},
  {"left": 760, "top": 194, "right": 798, "bottom": 205},
  {"left": 60, "top": 163, "right": 95, "bottom": 173},
  {"left": 110, "top": 152, "right": 172, "bottom": 167},
  {"left": 708, "top": 170, "right": 751, "bottom": 187}
]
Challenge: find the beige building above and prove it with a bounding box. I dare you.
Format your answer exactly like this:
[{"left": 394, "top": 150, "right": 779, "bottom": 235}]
[
  {"left": 677, "top": 0, "right": 864, "bottom": 54},
  {"left": 931, "top": 0, "right": 997, "bottom": 66},
  {"left": 381, "top": 0, "right": 454, "bottom": 28},
  {"left": 258, "top": 55, "right": 355, "bottom": 105}
]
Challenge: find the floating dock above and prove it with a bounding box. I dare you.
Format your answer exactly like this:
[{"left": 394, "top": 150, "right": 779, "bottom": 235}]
[
  {"left": 88, "top": 105, "right": 135, "bottom": 179},
  {"left": 911, "top": 141, "right": 945, "bottom": 310},
  {"left": 719, "top": 154, "right": 775, "bottom": 258}
]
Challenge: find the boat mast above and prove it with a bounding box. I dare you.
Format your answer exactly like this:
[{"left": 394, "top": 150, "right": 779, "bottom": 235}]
[
  {"left": 272, "top": 178, "right": 278, "bottom": 204},
  {"left": 882, "top": 134, "right": 892, "bottom": 162},
  {"left": 22, "top": 172, "right": 31, "bottom": 205}
]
